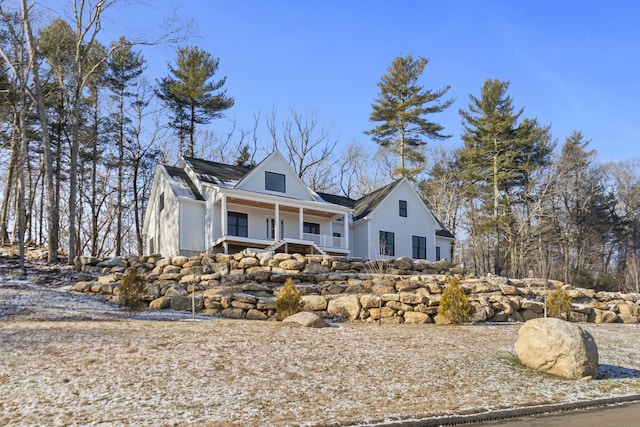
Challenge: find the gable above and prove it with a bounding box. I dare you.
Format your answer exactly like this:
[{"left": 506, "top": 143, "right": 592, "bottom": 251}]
[{"left": 236, "top": 151, "right": 316, "bottom": 200}]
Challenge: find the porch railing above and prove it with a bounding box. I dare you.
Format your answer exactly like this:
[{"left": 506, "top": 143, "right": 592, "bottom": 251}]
[{"left": 303, "top": 233, "right": 346, "bottom": 249}]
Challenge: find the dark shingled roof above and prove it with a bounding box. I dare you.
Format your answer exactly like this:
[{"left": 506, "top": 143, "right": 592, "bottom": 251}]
[
  {"left": 320, "top": 180, "right": 455, "bottom": 237},
  {"left": 316, "top": 192, "right": 357, "bottom": 209},
  {"left": 436, "top": 229, "right": 455, "bottom": 239},
  {"left": 351, "top": 180, "right": 401, "bottom": 220},
  {"left": 164, "top": 165, "right": 205, "bottom": 201},
  {"left": 184, "top": 156, "right": 251, "bottom": 185},
  {"left": 319, "top": 180, "right": 401, "bottom": 221}
]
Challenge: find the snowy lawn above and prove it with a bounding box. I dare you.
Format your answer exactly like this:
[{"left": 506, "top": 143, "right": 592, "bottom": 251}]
[{"left": 1, "top": 264, "right": 640, "bottom": 426}]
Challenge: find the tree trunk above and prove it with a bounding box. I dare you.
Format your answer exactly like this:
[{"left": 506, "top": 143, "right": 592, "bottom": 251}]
[
  {"left": 23, "top": 0, "right": 57, "bottom": 263},
  {"left": 0, "top": 123, "right": 18, "bottom": 245}
]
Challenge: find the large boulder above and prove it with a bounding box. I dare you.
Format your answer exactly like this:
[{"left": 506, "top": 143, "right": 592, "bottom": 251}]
[
  {"left": 283, "top": 312, "right": 330, "bottom": 328},
  {"left": 514, "top": 317, "right": 598, "bottom": 379}
]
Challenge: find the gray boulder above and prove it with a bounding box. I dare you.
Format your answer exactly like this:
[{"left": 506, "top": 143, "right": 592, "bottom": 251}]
[
  {"left": 283, "top": 312, "right": 330, "bottom": 328},
  {"left": 514, "top": 317, "right": 598, "bottom": 379}
]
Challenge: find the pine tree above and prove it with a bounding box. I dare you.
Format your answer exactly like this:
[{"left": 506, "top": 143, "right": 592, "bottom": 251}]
[
  {"left": 105, "top": 37, "right": 146, "bottom": 256},
  {"left": 458, "top": 78, "right": 551, "bottom": 275},
  {"left": 365, "top": 54, "right": 453, "bottom": 179},
  {"left": 156, "top": 46, "right": 234, "bottom": 157}
]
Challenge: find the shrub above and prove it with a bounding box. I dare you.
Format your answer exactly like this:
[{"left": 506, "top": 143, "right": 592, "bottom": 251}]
[
  {"left": 118, "top": 268, "right": 146, "bottom": 308},
  {"left": 546, "top": 287, "right": 572, "bottom": 319},
  {"left": 437, "top": 276, "right": 473, "bottom": 324},
  {"left": 276, "top": 278, "right": 304, "bottom": 320}
]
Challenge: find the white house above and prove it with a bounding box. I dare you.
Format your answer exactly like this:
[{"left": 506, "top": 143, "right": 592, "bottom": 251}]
[
  {"left": 142, "top": 151, "right": 453, "bottom": 261},
  {"left": 319, "top": 179, "right": 453, "bottom": 261}
]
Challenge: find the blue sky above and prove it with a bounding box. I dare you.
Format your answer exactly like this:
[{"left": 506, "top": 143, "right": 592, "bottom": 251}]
[{"left": 51, "top": 0, "right": 640, "bottom": 163}]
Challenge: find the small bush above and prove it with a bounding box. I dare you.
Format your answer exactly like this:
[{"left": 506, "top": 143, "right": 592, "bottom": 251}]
[
  {"left": 437, "top": 276, "right": 473, "bottom": 324},
  {"left": 276, "top": 278, "right": 304, "bottom": 320},
  {"left": 546, "top": 287, "right": 572, "bottom": 319},
  {"left": 118, "top": 268, "right": 146, "bottom": 308}
]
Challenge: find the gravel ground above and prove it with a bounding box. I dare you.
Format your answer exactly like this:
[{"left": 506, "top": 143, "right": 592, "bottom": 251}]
[{"left": 1, "top": 258, "right": 640, "bottom": 426}]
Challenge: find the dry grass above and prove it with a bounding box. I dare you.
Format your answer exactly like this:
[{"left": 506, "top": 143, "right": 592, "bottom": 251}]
[{"left": 2, "top": 319, "right": 640, "bottom": 426}]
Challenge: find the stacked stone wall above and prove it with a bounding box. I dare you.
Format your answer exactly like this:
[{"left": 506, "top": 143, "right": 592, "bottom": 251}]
[{"left": 73, "top": 252, "right": 639, "bottom": 324}]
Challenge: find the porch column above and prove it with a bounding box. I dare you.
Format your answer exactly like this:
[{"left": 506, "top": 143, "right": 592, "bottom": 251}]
[
  {"left": 299, "top": 207, "right": 304, "bottom": 239},
  {"left": 274, "top": 203, "right": 280, "bottom": 241},
  {"left": 221, "top": 194, "right": 227, "bottom": 236},
  {"left": 344, "top": 214, "right": 349, "bottom": 250}
]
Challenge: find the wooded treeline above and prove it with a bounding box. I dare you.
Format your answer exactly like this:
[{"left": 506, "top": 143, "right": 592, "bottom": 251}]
[{"left": 0, "top": 1, "right": 638, "bottom": 293}]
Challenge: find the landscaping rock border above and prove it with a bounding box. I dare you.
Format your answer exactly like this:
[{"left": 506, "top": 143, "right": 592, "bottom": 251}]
[{"left": 73, "top": 252, "right": 639, "bottom": 324}]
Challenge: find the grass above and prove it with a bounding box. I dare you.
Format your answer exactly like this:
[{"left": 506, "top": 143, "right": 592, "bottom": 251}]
[{"left": 1, "top": 320, "right": 640, "bottom": 426}]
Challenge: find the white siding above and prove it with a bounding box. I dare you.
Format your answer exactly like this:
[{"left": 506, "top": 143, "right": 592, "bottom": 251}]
[
  {"left": 179, "top": 201, "right": 205, "bottom": 253},
  {"left": 237, "top": 153, "right": 312, "bottom": 200},
  {"left": 354, "top": 180, "right": 442, "bottom": 261},
  {"left": 436, "top": 237, "right": 452, "bottom": 261}
]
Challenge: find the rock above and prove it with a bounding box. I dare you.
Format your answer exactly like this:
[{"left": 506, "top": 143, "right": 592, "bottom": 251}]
[
  {"left": 97, "top": 273, "right": 119, "bottom": 284},
  {"left": 304, "top": 263, "right": 330, "bottom": 274},
  {"left": 283, "top": 312, "right": 330, "bottom": 328},
  {"left": 593, "top": 309, "right": 619, "bottom": 324},
  {"left": 360, "top": 294, "right": 381, "bottom": 309},
  {"left": 164, "top": 285, "right": 187, "bottom": 297},
  {"left": 279, "top": 259, "right": 306, "bottom": 271},
  {"left": 395, "top": 280, "right": 417, "bottom": 292},
  {"left": 221, "top": 307, "right": 245, "bottom": 319},
  {"left": 149, "top": 297, "right": 171, "bottom": 309},
  {"left": 238, "top": 257, "right": 260, "bottom": 269},
  {"left": 399, "top": 293, "right": 425, "bottom": 305},
  {"left": 434, "top": 313, "right": 452, "bottom": 325},
  {"left": 170, "top": 296, "right": 204, "bottom": 312},
  {"left": 301, "top": 295, "right": 327, "bottom": 311},
  {"left": 514, "top": 317, "right": 598, "bottom": 379},
  {"left": 171, "top": 256, "right": 189, "bottom": 267},
  {"left": 521, "top": 300, "right": 545, "bottom": 314},
  {"left": 368, "top": 306, "right": 396, "bottom": 319},
  {"left": 618, "top": 304, "right": 638, "bottom": 316},
  {"left": 327, "top": 295, "right": 361, "bottom": 320},
  {"left": 403, "top": 311, "right": 431, "bottom": 324},
  {"left": 74, "top": 282, "right": 93, "bottom": 292},
  {"left": 332, "top": 261, "right": 351, "bottom": 270},
  {"left": 394, "top": 256, "right": 413, "bottom": 270},
  {"left": 246, "top": 309, "right": 269, "bottom": 321}
]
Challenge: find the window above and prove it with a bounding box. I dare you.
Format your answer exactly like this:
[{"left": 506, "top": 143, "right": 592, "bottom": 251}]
[
  {"left": 332, "top": 232, "right": 341, "bottom": 238},
  {"left": 379, "top": 231, "right": 395, "bottom": 256},
  {"left": 412, "top": 236, "right": 427, "bottom": 259},
  {"left": 228, "top": 212, "right": 248, "bottom": 237},
  {"left": 159, "top": 192, "right": 164, "bottom": 213},
  {"left": 303, "top": 222, "right": 320, "bottom": 235},
  {"left": 399, "top": 200, "right": 407, "bottom": 217},
  {"left": 436, "top": 246, "right": 441, "bottom": 261},
  {"left": 266, "top": 218, "right": 284, "bottom": 239},
  {"left": 265, "top": 171, "right": 286, "bottom": 192}
]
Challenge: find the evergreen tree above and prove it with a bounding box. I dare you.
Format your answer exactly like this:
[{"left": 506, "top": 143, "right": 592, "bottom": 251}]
[
  {"left": 156, "top": 46, "right": 234, "bottom": 157},
  {"left": 365, "top": 54, "right": 453, "bottom": 179},
  {"left": 458, "top": 78, "right": 551, "bottom": 275},
  {"left": 105, "top": 37, "right": 146, "bottom": 256}
]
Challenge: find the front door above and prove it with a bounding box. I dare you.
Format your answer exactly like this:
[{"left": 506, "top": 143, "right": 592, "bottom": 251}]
[{"left": 266, "top": 218, "right": 284, "bottom": 240}]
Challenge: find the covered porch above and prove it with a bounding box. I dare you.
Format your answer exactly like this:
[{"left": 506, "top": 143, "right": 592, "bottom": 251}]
[{"left": 212, "top": 191, "right": 351, "bottom": 256}]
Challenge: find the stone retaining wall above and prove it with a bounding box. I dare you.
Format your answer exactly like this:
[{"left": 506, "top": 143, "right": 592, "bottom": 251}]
[{"left": 73, "top": 252, "right": 640, "bottom": 325}]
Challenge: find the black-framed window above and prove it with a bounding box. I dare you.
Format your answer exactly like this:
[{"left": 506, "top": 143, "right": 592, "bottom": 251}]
[
  {"left": 399, "top": 200, "right": 407, "bottom": 217},
  {"left": 228, "top": 211, "right": 248, "bottom": 237},
  {"left": 412, "top": 235, "right": 427, "bottom": 259},
  {"left": 303, "top": 222, "right": 320, "bottom": 235},
  {"left": 265, "top": 171, "right": 286, "bottom": 192},
  {"left": 379, "top": 231, "right": 395, "bottom": 256},
  {"left": 436, "top": 246, "right": 441, "bottom": 261},
  {"left": 159, "top": 192, "right": 164, "bottom": 212}
]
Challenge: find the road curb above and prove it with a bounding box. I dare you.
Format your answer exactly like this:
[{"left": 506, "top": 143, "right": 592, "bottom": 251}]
[{"left": 368, "top": 394, "right": 640, "bottom": 426}]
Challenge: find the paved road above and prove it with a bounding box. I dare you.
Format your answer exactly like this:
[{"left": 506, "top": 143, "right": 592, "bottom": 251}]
[{"left": 483, "top": 403, "right": 640, "bottom": 427}]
